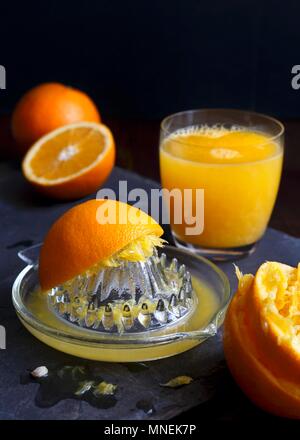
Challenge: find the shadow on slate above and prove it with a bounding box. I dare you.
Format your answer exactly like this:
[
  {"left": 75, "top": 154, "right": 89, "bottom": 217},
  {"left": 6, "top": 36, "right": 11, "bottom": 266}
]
[{"left": 0, "top": 161, "right": 299, "bottom": 420}]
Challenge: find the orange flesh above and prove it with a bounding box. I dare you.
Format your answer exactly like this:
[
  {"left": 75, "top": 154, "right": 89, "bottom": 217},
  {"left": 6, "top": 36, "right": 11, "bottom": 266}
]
[
  {"left": 30, "top": 127, "right": 107, "bottom": 179},
  {"left": 224, "top": 263, "right": 300, "bottom": 418},
  {"left": 254, "top": 263, "right": 300, "bottom": 348}
]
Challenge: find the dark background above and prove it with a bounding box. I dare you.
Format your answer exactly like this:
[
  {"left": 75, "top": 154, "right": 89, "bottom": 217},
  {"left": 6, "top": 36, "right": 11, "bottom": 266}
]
[
  {"left": 2, "top": 0, "right": 300, "bottom": 174},
  {"left": 1, "top": 0, "right": 300, "bottom": 119}
]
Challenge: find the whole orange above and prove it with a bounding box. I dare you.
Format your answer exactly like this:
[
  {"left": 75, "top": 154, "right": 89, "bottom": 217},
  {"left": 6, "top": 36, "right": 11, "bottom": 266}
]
[{"left": 12, "top": 83, "right": 101, "bottom": 154}]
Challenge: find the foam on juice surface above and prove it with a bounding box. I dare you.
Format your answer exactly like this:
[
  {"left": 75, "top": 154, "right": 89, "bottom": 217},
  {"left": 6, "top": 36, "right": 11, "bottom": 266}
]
[{"left": 162, "top": 125, "right": 280, "bottom": 164}]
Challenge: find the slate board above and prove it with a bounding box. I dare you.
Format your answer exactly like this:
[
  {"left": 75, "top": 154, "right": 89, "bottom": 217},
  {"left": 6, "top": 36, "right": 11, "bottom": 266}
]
[{"left": 0, "top": 161, "right": 299, "bottom": 420}]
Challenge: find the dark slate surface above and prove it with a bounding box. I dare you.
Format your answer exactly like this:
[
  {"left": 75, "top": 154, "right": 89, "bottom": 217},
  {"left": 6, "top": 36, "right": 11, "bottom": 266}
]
[{"left": 0, "top": 161, "right": 300, "bottom": 420}]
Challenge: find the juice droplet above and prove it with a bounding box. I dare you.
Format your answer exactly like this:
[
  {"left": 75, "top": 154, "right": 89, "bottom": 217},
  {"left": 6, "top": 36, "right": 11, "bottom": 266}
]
[{"left": 21, "top": 364, "right": 118, "bottom": 409}]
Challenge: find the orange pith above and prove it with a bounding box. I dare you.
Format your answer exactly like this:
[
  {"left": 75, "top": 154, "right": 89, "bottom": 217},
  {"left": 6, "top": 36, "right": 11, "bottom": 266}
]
[
  {"left": 39, "top": 199, "right": 164, "bottom": 291},
  {"left": 224, "top": 262, "right": 300, "bottom": 419},
  {"left": 22, "top": 122, "right": 115, "bottom": 200}
]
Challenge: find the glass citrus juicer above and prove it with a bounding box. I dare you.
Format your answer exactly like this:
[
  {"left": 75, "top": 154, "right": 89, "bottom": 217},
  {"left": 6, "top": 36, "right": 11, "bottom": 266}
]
[{"left": 12, "top": 199, "right": 230, "bottom": 362}]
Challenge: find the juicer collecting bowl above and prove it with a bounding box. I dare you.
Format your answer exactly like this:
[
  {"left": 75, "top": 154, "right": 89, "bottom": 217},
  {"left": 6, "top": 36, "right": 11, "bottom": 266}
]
[{"left": 12, "top": 245, "right": 230, "bottom": 362}]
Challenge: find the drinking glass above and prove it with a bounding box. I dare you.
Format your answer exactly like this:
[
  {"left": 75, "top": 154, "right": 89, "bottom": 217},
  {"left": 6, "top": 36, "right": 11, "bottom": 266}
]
[{"left": 159, "top": 109, "right": 284, "bottom": 260}]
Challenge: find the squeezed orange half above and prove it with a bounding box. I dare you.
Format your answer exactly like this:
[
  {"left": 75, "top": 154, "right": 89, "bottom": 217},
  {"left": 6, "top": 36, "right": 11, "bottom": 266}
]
[{"left": 224, "top": 262, "right": 300, "bottom": 418}]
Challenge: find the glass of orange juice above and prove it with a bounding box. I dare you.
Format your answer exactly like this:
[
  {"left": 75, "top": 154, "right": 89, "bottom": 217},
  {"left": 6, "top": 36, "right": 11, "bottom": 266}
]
[{"left": 159, "top": 109, "right": 284, "bottom": 260}]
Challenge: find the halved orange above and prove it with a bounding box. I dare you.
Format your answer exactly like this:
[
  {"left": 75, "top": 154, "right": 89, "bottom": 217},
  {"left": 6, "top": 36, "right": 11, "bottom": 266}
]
[
  {"left": 251, "top": 262, "right": 300, "bottom": 383},
  {"left": 224, "top": 262, "right": 300, "bottom": 419},
  {"left": 39, "top": 199, "right": 164, "bottom": 291},
  {"left": 22, "top": 122, "right": 115, "bottom": 200}
]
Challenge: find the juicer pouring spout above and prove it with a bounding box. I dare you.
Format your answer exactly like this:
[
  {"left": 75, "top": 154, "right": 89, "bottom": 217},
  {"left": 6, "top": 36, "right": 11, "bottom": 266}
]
[{"left": 18, "top": 243, "right": 42, "bottom": 267}]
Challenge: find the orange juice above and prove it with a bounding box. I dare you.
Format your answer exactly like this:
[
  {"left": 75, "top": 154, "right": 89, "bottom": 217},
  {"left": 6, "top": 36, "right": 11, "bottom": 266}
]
[
  {"left": 160, "top": 127, "right": 283, "bottom": 249},
  {"left": 25, "top": 277, "right": 219, "bottom": 361}
]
